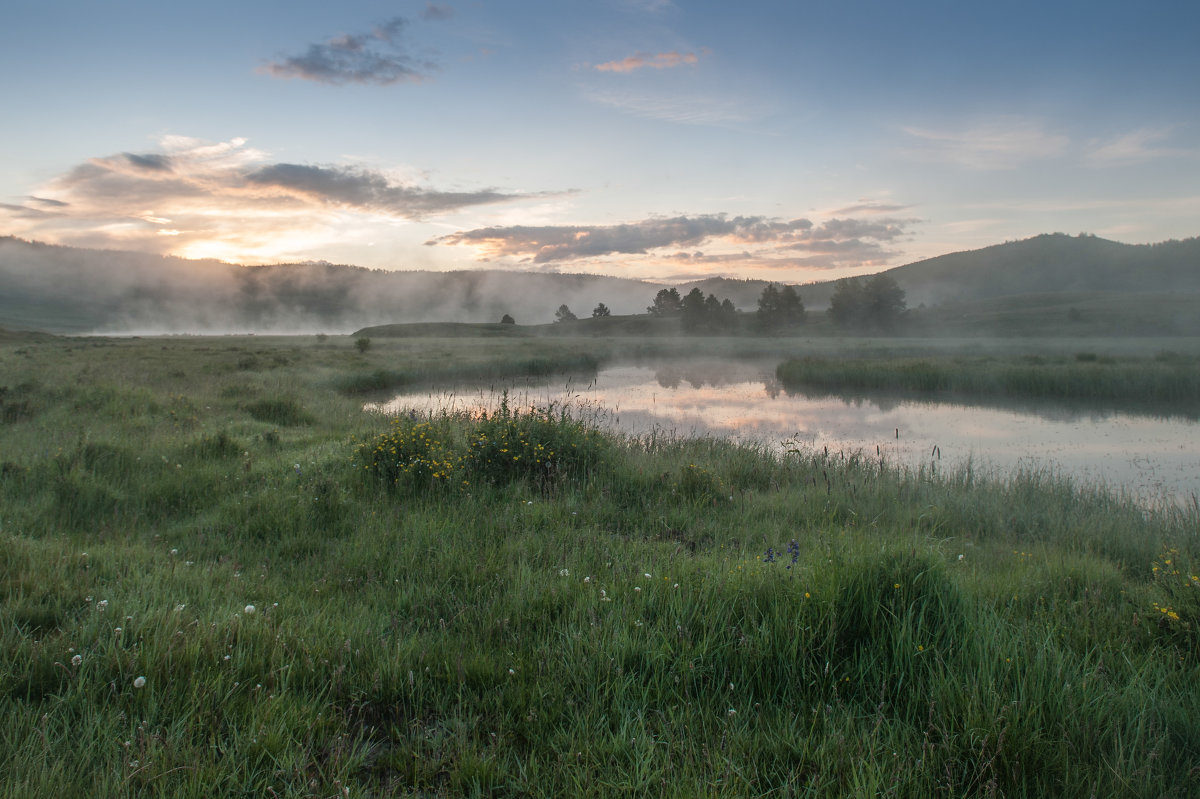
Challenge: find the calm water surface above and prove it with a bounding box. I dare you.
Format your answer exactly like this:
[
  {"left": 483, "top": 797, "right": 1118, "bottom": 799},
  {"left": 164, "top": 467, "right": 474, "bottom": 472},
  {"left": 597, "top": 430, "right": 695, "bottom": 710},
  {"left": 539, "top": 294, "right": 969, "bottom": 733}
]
[{"left": 369, "top": 359, "right": 1200, "bottom": 507}]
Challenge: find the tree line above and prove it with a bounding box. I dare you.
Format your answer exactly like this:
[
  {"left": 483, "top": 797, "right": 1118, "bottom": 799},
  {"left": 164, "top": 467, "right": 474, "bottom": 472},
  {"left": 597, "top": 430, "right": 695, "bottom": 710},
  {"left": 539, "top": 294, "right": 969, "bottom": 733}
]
[{"left": 510, "top": 273, "right": 906, "bottom": 332}]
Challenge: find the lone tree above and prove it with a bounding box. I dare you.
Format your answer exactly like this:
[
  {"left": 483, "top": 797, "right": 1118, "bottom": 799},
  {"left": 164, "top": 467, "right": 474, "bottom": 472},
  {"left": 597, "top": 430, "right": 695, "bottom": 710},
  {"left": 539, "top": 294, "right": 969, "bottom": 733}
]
[
  {"left": 500, "top": 313, "right": 516, "bottom": 324},
  {"left": 829, "top": 274, "right": 906, "bottom": 330},
  {"left": 592, "top": 302, "right": 611, "bottom": 318},
  {"left": 755, "top": 283, "right": 805, "bottom": 331},
  {"left": 554, "top": 304, "right": 578, "bottom": 323},
  {"left": 647, "top": 287, "right": 683, "bottom": 317}
]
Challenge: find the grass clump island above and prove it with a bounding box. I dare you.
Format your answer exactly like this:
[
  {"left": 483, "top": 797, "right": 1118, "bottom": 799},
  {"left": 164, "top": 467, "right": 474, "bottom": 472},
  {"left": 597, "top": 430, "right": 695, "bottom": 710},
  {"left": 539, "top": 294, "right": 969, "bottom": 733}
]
[{"left": 1, "top": 333, "right": 1199, "bottom": 797}]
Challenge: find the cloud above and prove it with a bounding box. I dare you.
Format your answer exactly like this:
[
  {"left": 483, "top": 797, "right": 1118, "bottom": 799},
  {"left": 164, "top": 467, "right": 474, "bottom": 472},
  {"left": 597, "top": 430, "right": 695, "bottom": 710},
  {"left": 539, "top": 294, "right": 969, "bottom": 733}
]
[
  {"left": 261, "top": 17, "right": 434, "bottom": 85},
  {"left": 830, "top": 201, "right": 911, "bottom": 216},
  {"left": 246, "top": 163, "right": 528, "bottom": 217},
  {"left": 584, "top": 88, "right": 753, "bottom": 126},
  {"left": 421, "top": 3, "right": 455, "bottom": 21},
  {"left": 595, "top": 50, "right": 699, "bottom": 73},
  {"left": 429, "top": 213, "right": 916, "bottom": 270},
  {"left": 122, "top": 152, "right": 174, "bottom": 172},
  {"left": 900, "top": 118, "right": 1069, "bottom": 170},
  {"left": 428, "top": 215, "right": 813, "bottom": 262},
  {"left": 28, "top": 196, "right": 70, "bottom": 208},
  {"left": 1083, "top": 127, "right": 1194, "bottom": 167},
  {"left": 0, "top": 136, "right": 542, "bottom": 260}
]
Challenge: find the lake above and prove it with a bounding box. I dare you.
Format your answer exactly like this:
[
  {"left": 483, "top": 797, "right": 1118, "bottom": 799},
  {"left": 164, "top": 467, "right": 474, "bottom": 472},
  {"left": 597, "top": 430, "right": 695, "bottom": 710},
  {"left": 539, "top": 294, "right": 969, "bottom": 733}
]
[{"left": 367, "top": 358, "right": 1200, "bottom": 507}]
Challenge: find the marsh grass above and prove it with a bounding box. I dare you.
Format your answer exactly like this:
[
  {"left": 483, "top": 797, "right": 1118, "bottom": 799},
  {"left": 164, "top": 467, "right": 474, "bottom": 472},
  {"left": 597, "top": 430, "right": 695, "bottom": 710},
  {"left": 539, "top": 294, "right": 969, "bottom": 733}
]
[
  {"left": 1, "top": 334, "right": 1198, "bottom": 797},
  {"left": 777, "top": 353, "right": 1200, "bottom": 416}
]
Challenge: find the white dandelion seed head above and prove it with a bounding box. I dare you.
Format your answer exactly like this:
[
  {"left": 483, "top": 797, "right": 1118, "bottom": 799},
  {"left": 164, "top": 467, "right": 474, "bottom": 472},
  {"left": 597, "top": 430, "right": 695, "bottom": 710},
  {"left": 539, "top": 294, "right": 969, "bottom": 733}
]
[
  {"left": 244, "top": 604, "right": 256, "bottom": 615},
  {"left": 559, "top": 568, "right": 569, "bottom": 577},
  {"left": 133, "top": 676, "right": 146, "bottom": 689},
  {"left": 71, "top": 654, "right": 82, "bottom": 667},
  {"left": 169, "top": 549, "right": 178, "bottom": 557},
  {"left": 644, "top": 573, "right": 651, "bottom": 579}
]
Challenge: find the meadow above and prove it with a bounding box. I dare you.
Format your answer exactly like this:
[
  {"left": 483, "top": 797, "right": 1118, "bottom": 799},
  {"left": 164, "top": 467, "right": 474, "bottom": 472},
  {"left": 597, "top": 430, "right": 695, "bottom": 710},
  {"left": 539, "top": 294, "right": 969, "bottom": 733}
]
[{"left": 1, "top": 332, "right": 1198, "bottom": 798}]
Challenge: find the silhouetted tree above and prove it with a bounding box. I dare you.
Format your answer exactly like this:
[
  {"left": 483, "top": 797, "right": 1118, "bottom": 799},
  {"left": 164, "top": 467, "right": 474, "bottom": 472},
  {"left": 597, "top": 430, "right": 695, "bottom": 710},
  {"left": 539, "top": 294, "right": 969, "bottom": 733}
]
[
  {"left": 864, "top": 274, "right": 906, "bottom": 329},
  {"left": 592, "top": 302, "right": 611, "bottom": 318},
  {"left": 681, "top": 287, "right": 708, "bottom": 332},
  {"left": 554, "top": 304, "right": 578, "bottom": 323},
  {"left": 647, "top": 287, "right": 683, "bottom": 316},
  {"left": 828, "top": 277, "right": 865, "bottom": 328},
  {"left": 720, "top": 298, "right": 738, "bottom": 330},
  {"left": 756, "top": 283, "right": 805, "bottom": 331},
  {"left": 829, "top": 274, "right": 905, "bottom": 330},
  {"left": 500, "top": 313, "right": 516, "bottom": 324}
]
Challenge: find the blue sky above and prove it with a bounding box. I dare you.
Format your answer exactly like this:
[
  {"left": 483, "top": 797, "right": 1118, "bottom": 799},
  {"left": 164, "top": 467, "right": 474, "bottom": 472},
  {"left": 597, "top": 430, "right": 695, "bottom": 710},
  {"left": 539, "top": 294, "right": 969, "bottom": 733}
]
[{"left": 2, "top": 0, "right": 1197, "bottom": 282}]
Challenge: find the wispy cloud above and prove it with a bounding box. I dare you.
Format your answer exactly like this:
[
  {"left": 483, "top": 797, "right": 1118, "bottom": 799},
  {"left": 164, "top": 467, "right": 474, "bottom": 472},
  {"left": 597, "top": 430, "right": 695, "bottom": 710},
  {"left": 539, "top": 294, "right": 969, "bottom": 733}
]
[
  {"left": 1083, "top": 127, "right": 1193, "bottom": 167},
  {"left": 830, "top": 201, "right": 911, "bottom": 216},
  {"left": 0, "top": 136, "right": 542, "bottom": 260},
  {"left": 421, "top": 3, "right": 455, "bottom": 22},
  {"left": 900, "top": 118, "right": 1069, "bottom": 170},
  {"left": 261, "top": 17, "right": 435, "bottom": 85},
  {"left": 595, "top": 50, "right": 699, "bottom": 73},
  {"left": 584, "top": 88, "right": 752, "bottom": 126}
]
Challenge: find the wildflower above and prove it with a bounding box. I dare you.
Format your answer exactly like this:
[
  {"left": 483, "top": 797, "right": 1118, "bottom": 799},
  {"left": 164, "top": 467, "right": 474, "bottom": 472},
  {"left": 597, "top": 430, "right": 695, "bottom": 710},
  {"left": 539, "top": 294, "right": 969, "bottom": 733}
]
[
  {"left": 96, "top": 599, "right": 109, "bottom": 612},
  {"left": 133, "top": 676, "right": 146, "bottom": 689},
  {"left": 244, "top": 604, "right": 256, "bottom": 614},
  {"left": 957, "top": 554, "right": 964, "bottom": 561},
  {"left": 559, "top": 568, "right": 570, "bottom": 577},
  {"left": 727, "top": 708, "right": 737, "bottom": 717},
  {"left": 175, "top": 604, "right": 186, "bottom": 612},
  {"left": 634, "top": 586, "right": 641, "bottom": 592},
  {"left": 508, "top": 668, "right": 515, "bottom": 675},
  {"left": 169, "top": 548, "right": 178, "bottom": 557},
  {"left": 583, "top": 576, "right": 591, "bottom": 583},
  {"left": 643, "top": 573, "right": 652, "bottom": 579},
  {"left": 71, "top": 654, "right": 82, "bottom": 667}
]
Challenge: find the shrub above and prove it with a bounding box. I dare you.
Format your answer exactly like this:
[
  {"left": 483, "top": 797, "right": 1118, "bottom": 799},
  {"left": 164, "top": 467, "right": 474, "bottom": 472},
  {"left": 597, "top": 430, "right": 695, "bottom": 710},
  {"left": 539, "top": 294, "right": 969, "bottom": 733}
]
[
  {"left": 359, "top": 417, "right": 465, "bottom": 492},
  {"left": 245, "top": 398, "right": 312, "bottom": 426}
]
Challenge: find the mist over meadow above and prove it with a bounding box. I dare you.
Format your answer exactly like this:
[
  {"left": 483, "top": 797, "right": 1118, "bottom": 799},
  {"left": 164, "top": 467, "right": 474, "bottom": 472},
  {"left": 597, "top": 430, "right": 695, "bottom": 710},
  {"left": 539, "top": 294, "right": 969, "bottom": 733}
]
[{"left": 4, "top": 233, "right": 1200, "bottom": 336}]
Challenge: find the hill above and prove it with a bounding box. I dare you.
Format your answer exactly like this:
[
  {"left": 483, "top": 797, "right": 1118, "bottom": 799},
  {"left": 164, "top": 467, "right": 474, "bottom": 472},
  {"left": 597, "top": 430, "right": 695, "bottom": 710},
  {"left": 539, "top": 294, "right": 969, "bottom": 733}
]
[
  {"left": 0, "top": 238, "right": 681, "bottom": 333},
  {"left": 2, "top": 233, "right": 1198, "bottom": 334},
  {"left": 885, "top": 233, "right": 1200, "bottom": 307}
]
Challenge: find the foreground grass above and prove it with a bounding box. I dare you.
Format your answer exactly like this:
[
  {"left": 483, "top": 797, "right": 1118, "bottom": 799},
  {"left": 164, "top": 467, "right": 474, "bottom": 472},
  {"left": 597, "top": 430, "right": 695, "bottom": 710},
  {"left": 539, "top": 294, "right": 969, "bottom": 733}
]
[{"left": 2, "top": 334, "right": 1199, "bottom": 797}]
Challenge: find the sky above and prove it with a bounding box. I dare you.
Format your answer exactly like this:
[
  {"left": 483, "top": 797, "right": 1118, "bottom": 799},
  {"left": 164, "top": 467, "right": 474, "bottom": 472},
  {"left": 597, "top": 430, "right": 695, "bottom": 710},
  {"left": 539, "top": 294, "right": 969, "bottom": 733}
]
[{"left": 2, "top": 0, "right": 1198, "bottom": 284}]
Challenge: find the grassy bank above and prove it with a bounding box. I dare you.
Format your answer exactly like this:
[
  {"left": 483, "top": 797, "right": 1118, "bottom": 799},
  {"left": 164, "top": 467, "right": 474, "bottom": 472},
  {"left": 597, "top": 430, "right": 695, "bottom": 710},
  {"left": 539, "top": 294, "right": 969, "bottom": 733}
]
[
  {"left": 2, "top": 334, "right": 1199, "bottom": 797},
  {"left": 777, "top": 352, "right": 1200, "bottom": 417}
]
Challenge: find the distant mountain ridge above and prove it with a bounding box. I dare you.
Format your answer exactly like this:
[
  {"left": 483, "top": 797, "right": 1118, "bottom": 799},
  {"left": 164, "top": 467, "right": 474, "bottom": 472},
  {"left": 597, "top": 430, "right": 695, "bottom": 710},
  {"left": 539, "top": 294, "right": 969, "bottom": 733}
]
[{"left": 1, "top": 233, "right": 1197, "bottom": 333}]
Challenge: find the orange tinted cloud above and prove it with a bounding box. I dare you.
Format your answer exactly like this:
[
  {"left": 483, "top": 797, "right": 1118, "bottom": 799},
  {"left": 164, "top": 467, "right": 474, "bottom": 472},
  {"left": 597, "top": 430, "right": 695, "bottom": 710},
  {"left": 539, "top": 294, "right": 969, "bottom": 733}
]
[{"left": 595, "top": 50, "right": 699, "bottom": 73}]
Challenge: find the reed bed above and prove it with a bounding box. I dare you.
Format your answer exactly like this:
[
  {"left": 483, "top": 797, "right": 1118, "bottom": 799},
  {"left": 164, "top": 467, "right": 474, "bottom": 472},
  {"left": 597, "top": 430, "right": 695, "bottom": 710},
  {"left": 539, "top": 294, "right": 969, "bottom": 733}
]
[{"left": 776, "top": 353, "right": 1200, "bottom": 414}]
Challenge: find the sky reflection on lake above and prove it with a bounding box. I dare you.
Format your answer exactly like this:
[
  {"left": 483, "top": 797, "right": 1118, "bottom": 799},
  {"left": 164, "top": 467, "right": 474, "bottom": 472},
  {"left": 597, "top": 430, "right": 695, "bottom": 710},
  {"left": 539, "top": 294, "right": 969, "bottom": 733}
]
[{"left": 368, "top": 359, "right": 1200, "bottom": 507}]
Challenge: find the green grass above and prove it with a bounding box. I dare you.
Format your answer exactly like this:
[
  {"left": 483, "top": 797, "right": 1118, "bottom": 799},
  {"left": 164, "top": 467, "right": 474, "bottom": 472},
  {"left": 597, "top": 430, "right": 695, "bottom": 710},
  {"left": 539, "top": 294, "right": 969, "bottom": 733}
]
[{"left": 1, "top": 334, "right": 1199, "bottom": 797}]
